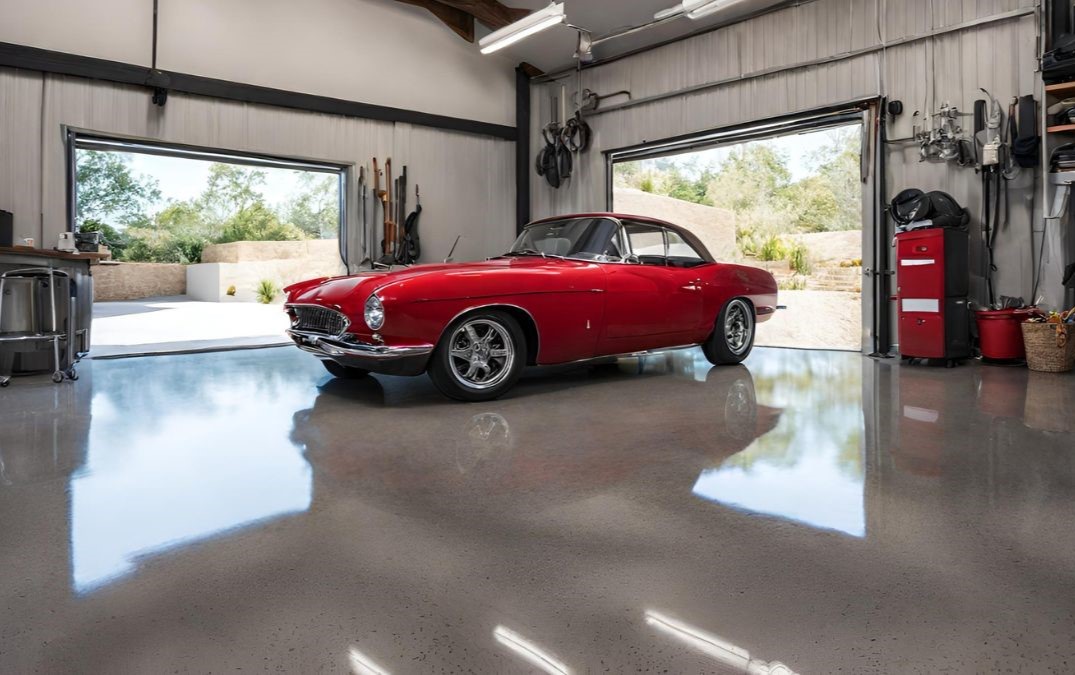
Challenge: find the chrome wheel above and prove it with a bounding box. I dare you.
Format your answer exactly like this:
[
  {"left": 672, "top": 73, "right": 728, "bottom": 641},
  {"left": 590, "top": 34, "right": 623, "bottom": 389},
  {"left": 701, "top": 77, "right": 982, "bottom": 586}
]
[
  {"left": 724, "top": 299, "right": 753, "bottom": 356},
  {"left": 448, "top": 319, "right": 516, "bottom": 390}
]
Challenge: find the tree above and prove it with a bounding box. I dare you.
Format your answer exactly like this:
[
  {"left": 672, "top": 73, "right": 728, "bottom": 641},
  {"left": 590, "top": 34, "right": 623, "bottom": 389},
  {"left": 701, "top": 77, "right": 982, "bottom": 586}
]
[
  {"left": 704, "top": 144, "right": 792, "bottom": 214},
  {"left": 197, "top": 163, "right": 268, "bottom": 237},
  {"left": 216, "top": 203, "right": 307, "bottom": 243},
  {"left": 75, "top": 151, "right": 160, "bottom": 229},
  {"left": 284, "top": 172, "right": 340, "bottom": 238}
]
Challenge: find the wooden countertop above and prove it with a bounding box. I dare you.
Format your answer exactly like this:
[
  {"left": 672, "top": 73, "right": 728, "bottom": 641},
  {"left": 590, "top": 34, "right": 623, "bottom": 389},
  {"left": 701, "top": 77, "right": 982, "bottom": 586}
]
[{"left": 0, "top": 245, "right": 111, "bottom": 263}]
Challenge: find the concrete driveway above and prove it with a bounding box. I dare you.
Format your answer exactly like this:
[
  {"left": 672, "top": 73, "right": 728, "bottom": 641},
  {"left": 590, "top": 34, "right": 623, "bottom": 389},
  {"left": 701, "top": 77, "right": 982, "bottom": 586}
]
[{"left": 91, "top": 296, "right": 291, "bottom": 358}]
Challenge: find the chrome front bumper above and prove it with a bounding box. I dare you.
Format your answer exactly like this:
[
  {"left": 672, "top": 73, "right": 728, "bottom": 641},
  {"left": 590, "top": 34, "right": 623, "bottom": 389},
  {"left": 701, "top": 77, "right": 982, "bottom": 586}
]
[{"left": 287, "top": 329, "right": 434, "bottom": 376}]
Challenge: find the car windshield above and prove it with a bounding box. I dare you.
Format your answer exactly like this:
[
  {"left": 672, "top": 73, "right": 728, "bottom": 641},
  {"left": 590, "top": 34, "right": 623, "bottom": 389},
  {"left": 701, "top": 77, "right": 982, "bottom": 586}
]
[{"left": 507, "top": 218, "right": 622, "bottom": 261}]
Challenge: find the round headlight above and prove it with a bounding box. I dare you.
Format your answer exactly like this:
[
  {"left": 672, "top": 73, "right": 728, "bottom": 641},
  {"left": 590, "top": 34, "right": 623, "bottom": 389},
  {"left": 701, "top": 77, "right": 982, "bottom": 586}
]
[{"left": 364, "top": 294, "right": 384, "bottom": 330}]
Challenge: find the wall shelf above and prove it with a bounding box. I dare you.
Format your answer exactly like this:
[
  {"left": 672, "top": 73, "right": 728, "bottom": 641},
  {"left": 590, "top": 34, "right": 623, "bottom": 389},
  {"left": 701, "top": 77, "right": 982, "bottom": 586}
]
[{"left": 1046, "top": 81, "right": 1075, "bottom": 96}]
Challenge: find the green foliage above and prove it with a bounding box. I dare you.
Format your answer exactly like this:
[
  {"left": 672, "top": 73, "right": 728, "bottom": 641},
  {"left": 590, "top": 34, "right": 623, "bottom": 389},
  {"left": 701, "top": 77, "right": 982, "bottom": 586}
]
[
  {"left": 216, "top": 203, "right": 307, "bottom": 244},
  {"left": 256, "top": 279, "right": 279, "bottom": 305},
  {"left": 613, "top": 126, "right": 863, "bottom": 260},
  {"left": 75, "top": 154, "right": 341, "bottom": 264},
  {"left": 778, "top": 275, "right": 807, "bottom": 291},
  {"left": 758, "top": 234, "right": 788, "bottom": 262},
  {"left": 284, "top": 172, "right": 340, "bottom": 238},
  {"left": 76, "top": 151, "right": 160, "bottom": 228},
  {"left": 788, "top": 242, "right": 812, "bottom": 275}
]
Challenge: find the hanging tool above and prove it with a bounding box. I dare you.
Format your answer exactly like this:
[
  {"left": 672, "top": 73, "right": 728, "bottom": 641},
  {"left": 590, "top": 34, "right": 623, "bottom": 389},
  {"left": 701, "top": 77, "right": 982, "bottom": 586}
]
[
  {"left": 378, "top": 159, "right": 397, "bottom": 266},
  {"left": 398, "top": 185, "right": 422, "bottom": 265},
  {"left": 357, "top": 165, "right": 369, "bottom": 267},
  {"left": 398, "top": 165, "right": 408, "bottom": 258},
  {"left": 372, "top": 158, "right": 387, "bottom": 266}
]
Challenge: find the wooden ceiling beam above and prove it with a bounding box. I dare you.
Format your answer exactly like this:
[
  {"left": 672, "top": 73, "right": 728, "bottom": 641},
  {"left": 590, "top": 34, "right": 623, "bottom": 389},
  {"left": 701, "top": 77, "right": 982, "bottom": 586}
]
[
  {"left": 395, "top": 0, "right": 476, "bottom": 42},
  {"left": 433, "top": 0, "right": 530, "bottom": 31}
]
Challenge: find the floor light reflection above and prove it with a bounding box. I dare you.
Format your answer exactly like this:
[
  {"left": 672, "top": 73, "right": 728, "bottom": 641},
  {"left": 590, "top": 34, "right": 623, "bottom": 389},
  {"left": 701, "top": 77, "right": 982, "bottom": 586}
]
[
  {"left": 644, "top": 610, "right": 797, "bottom": 675},
  {"left": 348, "top": 646, "right": 390, "bottom": 675},
  {"left": 493, "top": 625, "right": 570, "bottom": 675}
]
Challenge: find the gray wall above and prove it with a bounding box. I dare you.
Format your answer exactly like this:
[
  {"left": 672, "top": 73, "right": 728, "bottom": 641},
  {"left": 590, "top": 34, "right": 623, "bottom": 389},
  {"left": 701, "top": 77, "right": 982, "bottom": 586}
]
[
  {"left": 532, "top": 0, "right": 1055, "bottom": 309},
  {"left": 0, "top": 0, "right": 516, "bottom": 126},
  {"left": 0, "top": 68, "right": 516, "bottom": 266}
]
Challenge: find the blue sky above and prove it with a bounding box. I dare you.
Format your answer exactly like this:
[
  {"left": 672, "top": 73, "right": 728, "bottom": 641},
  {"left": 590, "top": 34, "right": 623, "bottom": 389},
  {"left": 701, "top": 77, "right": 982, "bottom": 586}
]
[
  {"left": 126, "top": 153, "right": 316, "bottom": 212},
  {"left": 636, "top": 123, "right": 859, "bottom": 182}
]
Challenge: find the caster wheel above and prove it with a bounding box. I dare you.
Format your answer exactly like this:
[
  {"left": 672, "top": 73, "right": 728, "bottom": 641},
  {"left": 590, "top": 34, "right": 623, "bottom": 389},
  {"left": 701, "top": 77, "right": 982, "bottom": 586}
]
[
  {"left": 66, "top": 368, "right": 78, "bottom": 381},
  {"left": 0, "top": 379, "right": 10, "bottom": 388},
  {"left": 51, "top": 372, "right": 64, "bottom": 383}
]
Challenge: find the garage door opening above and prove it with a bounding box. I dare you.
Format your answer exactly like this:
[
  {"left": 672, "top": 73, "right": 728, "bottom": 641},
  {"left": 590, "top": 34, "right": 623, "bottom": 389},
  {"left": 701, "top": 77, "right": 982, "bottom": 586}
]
[
  {"left": 611, "top": 121, "right": 864, "bottom": 352},
  {"left": 70, "top": 135, "right": 347, "bottom": 356}
]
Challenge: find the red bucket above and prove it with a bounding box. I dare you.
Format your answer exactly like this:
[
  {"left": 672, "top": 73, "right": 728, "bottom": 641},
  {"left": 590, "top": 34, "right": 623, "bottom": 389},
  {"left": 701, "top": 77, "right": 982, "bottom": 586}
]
[{"left": 976, "top": 309, "right": 1032, "bottom": 361}]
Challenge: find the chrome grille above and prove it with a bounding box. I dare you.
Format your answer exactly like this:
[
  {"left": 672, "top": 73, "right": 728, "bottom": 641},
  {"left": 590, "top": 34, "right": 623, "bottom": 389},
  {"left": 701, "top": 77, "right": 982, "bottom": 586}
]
[{"left": 289, "top": 305, "right": 348, "bottom": 336}]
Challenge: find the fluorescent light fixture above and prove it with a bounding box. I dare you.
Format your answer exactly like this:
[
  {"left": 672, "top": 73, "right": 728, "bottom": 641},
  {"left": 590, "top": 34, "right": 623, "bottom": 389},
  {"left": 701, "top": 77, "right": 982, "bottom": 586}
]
[
  {"left": 493, "top": 626, "right": 571, "bottom": 675},
  {"left": 686, "top": 0, "right": 746, "bottom": 19},
  {"left": 479, "top": 2, "right": 566, "bottom": 55},
  {"left": 653, "top": 0, "right": 746, "bottom": 21}
]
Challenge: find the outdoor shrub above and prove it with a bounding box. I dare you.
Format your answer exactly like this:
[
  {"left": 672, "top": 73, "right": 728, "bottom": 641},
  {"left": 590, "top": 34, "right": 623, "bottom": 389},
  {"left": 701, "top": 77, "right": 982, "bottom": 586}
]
[
  {"left": 256, "top": 280, "right": 279, "bottom": 305},
  {"left": 640, "top": 175, "right": 655, "bottom": 193},
  {"left": 778, "top": 275, "right": 807, "bottom": 291},
  {"left": 789, "top": 243, "right": 812, "bottom": 275},
  {"left": 758, "top": 234, "right": 788, "bottom": 262}
]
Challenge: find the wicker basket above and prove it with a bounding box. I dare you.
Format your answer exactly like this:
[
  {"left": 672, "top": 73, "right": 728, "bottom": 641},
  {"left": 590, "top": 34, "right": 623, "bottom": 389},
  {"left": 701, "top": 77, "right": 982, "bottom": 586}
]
[{"left": 1021, "top": 322, "right": 1075, "bottom": 373}]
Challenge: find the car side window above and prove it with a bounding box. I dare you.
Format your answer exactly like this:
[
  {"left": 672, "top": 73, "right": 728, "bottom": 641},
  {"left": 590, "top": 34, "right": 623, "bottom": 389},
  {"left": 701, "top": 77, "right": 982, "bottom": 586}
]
[
  {"left": 624, "top": 223, "right": 667, "bottom": 266},
  {"left": 665, "top": 230, "right": 705, "bottom": 268}
]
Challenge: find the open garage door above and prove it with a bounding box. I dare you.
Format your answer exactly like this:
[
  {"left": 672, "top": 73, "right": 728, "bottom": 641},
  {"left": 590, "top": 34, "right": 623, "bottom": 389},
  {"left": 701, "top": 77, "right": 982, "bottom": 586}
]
[
  {"left": 607, "top": 106, "right": 882, "bottom": 354},
  {"left": 69, "top": 133, "right": 349, "bottom": 356}
]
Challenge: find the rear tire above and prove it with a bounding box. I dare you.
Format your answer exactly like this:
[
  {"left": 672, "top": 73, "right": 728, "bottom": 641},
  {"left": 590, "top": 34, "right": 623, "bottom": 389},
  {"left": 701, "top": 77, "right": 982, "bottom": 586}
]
[
  {"left": 428, "top": 310, "right": 526, "bottom": 402},
  {"left": 322, "top": 360, "right": 369, "bottom": 379},
  {"left": 703, "top": 298, "right": 756, "bottom": 365}
]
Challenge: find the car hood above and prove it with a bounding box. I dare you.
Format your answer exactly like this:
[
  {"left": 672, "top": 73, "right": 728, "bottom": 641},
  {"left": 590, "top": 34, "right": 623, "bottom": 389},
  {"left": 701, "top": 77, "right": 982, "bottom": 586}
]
[{"left": 286, "top": 257, "right": 587, "bottom": 307}]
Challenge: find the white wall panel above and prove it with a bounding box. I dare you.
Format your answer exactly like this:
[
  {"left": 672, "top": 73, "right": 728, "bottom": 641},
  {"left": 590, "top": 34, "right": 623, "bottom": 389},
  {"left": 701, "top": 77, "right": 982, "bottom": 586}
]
[
  {"left": 0, "top": 0, "right": 152, "bottom": 65},
  {"left": 0, "top": 69, "right": 515, "bottom": 266},
  {"left": 157, "top": 0, "right": 516, "bottom": 126}
]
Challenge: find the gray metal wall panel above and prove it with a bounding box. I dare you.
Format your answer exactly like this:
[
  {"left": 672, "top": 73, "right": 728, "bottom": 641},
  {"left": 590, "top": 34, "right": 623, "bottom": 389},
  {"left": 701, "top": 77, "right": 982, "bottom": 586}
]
[
  {"left": 531, "top": 2, "right": 1048, "bottom": 307},
  {"left": 0, "top": 69, "right": 515, "bottom": 266},
  {"left": 0, "top": 68, "right": 43, "bottom": 242}
]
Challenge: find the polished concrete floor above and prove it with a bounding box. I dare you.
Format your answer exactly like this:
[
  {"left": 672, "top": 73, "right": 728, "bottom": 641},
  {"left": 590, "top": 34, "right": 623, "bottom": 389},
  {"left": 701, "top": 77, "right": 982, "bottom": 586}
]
[{"left": 1, "top": 347, "right": 1074, "bottom": 673}]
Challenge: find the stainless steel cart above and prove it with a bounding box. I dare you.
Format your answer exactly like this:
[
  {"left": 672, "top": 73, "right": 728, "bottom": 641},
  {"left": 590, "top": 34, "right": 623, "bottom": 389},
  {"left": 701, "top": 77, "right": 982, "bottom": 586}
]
[{"left": 0, "top": 267, "right": 79, "bottom": 387}]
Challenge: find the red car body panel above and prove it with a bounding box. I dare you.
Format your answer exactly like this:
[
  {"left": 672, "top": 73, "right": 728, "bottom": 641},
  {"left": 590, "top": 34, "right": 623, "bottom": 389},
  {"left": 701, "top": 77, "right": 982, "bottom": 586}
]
[{"left": 285, "top": 213, "right": 778, "bottom": 368}]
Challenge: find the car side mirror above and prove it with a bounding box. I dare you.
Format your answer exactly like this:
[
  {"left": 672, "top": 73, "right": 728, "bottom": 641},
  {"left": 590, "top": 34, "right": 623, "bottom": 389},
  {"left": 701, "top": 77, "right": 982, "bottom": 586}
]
[{"left": 623, "top": 254, "right": 640, "bottom": 264}]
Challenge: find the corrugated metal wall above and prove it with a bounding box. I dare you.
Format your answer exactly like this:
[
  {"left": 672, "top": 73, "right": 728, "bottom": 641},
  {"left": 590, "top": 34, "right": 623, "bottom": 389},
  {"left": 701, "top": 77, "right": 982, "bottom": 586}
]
[
  {"left": 0, "top": 68, "right": 516, "bottom": 266},
  {"left": 532, "top": 0, "right": 1051, "bottom": 308}
]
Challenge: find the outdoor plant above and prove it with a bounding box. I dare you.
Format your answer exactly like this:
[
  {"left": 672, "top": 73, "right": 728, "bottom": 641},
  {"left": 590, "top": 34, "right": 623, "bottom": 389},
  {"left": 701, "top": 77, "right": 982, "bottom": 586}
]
[
  {"left": 788, "top": 242, "right": 812, "bottom": 275},
  {"left": 758, "top": 234, "right": 788, "bottom": 262},
  {"left": 778, "top": 275, "right": 807, "bottom": 291},
  {"left": 256, "top": 279, "right": 279, "bottom": 305}
]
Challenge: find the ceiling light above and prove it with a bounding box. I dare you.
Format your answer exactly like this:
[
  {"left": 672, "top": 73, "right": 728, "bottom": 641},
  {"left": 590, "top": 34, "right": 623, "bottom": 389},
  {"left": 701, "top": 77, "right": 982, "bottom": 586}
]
[
  {"left": 479, "top": 2, "right": 566, "bottom": 55},
  {"left": 686, "top": 0, "right": 746, "bottom": 20},
  {"left": 653, "top": 0, "right": 746, "bottom": 21}
]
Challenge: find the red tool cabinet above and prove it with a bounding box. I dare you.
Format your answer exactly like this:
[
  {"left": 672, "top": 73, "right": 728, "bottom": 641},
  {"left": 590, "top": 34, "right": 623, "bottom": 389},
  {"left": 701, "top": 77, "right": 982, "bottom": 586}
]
[{"left": 896, "top": 227, "right": 970, "bottom": 364}]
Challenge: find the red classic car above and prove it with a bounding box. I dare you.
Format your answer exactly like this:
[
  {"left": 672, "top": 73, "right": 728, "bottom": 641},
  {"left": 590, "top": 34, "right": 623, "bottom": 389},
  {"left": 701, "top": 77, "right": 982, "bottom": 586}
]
[{"left": 284, "top": 213, "right": 778, "bottom": 401}]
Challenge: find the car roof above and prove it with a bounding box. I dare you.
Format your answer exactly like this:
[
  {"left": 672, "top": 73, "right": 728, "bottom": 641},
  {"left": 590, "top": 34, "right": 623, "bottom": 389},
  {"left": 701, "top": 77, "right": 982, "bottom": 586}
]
[{"left": 525, "top": 212, "right": 715, "bottom": 263}]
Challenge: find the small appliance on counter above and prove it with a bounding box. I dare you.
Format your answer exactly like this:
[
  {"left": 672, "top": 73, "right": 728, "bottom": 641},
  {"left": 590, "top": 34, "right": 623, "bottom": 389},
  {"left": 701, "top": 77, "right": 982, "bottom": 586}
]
[
  {"left": 74, "top": 231, "right": 104, "bottom": 253},
  {"left": 57, "top": 232, "right": 77, "bottom": 253}
]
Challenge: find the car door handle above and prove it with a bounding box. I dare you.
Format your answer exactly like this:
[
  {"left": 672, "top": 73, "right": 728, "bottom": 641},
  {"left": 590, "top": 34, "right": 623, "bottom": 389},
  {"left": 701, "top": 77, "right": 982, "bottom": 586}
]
[{"left": 681, "top": 284, "right": 701, "bottom": 291}]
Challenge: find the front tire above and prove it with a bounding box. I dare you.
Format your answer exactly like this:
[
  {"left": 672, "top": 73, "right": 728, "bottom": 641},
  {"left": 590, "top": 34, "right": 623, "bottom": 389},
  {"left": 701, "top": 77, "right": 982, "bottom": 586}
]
[
  {"left": 428, "top": 310, "right": 526, "bottom": 402},
  {"left": 703, "top": 298, "right": 756, "bottom": 365},
  {"left": 322, "top": 360, "right": 369, "bottom": 379}
]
